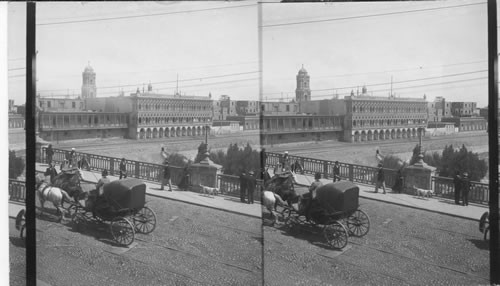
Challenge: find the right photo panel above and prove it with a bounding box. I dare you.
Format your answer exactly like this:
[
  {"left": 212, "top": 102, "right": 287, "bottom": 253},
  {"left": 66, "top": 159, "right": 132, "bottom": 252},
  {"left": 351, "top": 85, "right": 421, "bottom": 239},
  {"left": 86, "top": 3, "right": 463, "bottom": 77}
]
[{"left": 260, "top": 1, "right": 490, "bottom": 285}]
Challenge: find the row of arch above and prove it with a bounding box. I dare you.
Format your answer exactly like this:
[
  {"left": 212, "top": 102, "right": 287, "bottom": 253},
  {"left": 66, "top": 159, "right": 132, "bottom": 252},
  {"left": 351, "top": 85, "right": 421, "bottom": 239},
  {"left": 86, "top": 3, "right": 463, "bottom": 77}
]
[
  {"left": 138, "top": 115, "right": 210, "bottom": 125},
  {"left": 138, "top": 126, "right": 211, "bottom": 139},
  {"left": 351, "top": 128, "right": 424, "bottom": 142},
  {"left": 137, "top": 100, "right": 210, "bottom": 112}
]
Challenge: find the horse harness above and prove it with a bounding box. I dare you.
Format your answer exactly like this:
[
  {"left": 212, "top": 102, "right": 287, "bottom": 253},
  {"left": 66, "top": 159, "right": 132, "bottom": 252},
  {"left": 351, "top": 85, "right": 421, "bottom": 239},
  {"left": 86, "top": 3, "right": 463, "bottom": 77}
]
[{"left": 38, "top": 182, "right": 54, "bottom": 198}]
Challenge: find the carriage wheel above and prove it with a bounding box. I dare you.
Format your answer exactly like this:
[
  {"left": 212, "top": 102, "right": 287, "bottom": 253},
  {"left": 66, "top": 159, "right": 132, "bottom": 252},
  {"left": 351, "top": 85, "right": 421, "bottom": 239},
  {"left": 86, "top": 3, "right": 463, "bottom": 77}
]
[
  {"left": 346, "top": 210, "right": 370, "bottom": 237},
  {"left": 324, "top": 221, "right": 349, "bottom": 250},
  {"left": 133, "top": 207, "right": 157, "bottom": 234},
  {"left": 110, "top": 217, "right": 135, "bottom": 246}
]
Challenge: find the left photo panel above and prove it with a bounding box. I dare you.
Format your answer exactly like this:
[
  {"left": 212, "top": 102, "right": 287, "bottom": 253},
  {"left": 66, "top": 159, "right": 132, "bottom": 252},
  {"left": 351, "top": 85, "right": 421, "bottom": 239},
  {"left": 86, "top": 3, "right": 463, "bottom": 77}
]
[{"left": 10, "top": 2, "right": 264, "bottom": 285}]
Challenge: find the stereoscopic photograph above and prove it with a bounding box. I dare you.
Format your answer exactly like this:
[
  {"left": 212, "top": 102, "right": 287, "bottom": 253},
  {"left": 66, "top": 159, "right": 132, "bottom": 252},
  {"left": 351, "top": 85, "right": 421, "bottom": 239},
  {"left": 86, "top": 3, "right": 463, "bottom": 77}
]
[{"left": 5, "top": 0, "right": 499, "bottom": 285}]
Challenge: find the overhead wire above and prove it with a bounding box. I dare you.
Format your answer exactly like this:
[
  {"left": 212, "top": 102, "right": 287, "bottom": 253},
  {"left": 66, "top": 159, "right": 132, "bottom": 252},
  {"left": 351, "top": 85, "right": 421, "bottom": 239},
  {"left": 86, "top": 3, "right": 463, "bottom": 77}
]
[
  {"left": 263, "top": 69, "right": 487, "bottom": 96},
  {"left": 262, "top": 1, "right": 486, "bottom": 28},
  {"left": 37, "top": 3, "right": 256, "bottom": 26}
]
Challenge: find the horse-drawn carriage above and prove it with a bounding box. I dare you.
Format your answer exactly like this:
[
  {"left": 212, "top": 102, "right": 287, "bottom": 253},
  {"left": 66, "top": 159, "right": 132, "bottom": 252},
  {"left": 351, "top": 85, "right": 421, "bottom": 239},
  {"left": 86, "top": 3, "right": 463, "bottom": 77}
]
[
  {"left": 266, "top": 172, "right": 370, "bottom": 250},
  {"left": 70, "top": 178, "right": 157, "bottom": 246}
]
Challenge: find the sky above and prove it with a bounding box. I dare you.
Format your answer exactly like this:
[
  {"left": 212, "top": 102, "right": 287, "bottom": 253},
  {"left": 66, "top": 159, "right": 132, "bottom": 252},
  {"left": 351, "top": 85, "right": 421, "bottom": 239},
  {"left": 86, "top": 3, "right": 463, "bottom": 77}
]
[
  {"left": 8, "top": 1, "right": 258, "bottom": 105},
  {"left": 261, "top": 0, "right": 489, "bottom": 107},
  {"left": 5, "top": 1, "right": 496, "bottom": 108}
]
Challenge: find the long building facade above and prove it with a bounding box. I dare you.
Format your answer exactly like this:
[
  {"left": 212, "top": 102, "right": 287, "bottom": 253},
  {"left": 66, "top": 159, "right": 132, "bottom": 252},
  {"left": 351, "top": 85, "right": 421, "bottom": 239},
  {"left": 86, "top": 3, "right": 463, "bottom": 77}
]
[
  {"left": 343, "top": 95, "right": 428, "bottom": 143},
  {"left": 85, "top": 86, "right": 213, "bottom": 140}
]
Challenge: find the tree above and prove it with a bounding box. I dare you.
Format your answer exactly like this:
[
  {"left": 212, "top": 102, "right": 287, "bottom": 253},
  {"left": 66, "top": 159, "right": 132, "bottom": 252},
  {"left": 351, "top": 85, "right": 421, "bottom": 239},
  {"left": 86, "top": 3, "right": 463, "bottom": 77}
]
[
  {"left": 208, "top": 143, "right": 260, "bottom": 175},
  {"left": 9, "top": 150, "right": 25, "bottom": 179}
]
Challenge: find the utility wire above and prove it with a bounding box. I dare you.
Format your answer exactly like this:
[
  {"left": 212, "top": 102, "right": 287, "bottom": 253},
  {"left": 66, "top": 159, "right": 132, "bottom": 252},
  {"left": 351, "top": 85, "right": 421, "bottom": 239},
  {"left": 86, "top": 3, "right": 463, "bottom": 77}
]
[
  {"left": 37, "top": 4, "right": 256, "bottom": 26},
  {"left": 38, "top": 70, "right": 259, "bottom": 93},
  {"left": 263, "top": 69, "right": 487, "bottom": 96},
  {"left": 262, "top": 2, "right": 486, "bottom": 28},
  {"left": 269, "top": 77, "right": 486, "bottom": 101}
]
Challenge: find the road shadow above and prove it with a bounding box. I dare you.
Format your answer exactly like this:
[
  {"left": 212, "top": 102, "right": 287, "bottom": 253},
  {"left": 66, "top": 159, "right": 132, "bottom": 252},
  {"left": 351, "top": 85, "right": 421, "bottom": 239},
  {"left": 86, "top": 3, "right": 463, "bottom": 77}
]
[
  {"left": 277, "top": 223, "right": 343, "bottom": 251},
  {"left": 468, "top": 238, "right": 489, "bottom": 250},
  {"left": 65, "top": 219, "right": 127, "bottom": 247}
]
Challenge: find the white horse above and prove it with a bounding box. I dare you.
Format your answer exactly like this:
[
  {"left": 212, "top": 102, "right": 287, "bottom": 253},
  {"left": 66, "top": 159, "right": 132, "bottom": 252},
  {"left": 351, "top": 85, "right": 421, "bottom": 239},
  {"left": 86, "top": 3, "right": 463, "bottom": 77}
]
[
  {"left": 36, "top": 174, "right": 72, "bottom": 222},
  {"left": 262, "top": 190, "right": 285, "bottom": 225}
]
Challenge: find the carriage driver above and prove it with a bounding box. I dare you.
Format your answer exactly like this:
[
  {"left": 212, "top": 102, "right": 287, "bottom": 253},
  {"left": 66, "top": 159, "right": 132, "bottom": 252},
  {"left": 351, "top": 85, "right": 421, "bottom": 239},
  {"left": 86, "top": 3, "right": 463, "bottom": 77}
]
[
  {"left": 86, "top": 169, "right": 110, "bottom": 210},
  {"left": 302, "top": 172, "right": 323, "bottom": 221},
  {"left": 96, "top": 169, "right": 111, "bottom": 196}
]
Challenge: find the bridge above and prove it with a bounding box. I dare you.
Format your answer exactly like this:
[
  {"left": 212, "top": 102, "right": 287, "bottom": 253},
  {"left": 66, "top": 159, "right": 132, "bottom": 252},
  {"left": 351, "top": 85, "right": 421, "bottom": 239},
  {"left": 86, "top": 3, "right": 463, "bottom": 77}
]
[{"left": 10, "top": 147, "right": 490, "bottom": 207}]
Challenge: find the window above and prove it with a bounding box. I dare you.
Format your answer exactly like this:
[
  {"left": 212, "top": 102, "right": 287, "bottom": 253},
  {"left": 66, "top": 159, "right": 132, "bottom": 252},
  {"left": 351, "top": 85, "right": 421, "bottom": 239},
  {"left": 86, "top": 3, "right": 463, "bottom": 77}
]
[
  {"left": 72, "top": 102, "right": 76, "bottom": 108},
  {"left": 48, "top": 101, "right": 51, "bottom": 108},
  {"left": 39, "top": 101, "right": 43, "bottom": 107}
]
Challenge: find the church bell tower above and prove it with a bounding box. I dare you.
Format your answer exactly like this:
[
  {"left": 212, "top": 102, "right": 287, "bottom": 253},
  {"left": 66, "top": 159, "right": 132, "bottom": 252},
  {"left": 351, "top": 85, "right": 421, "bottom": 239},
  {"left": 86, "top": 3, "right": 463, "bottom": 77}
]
[{"left": 295, "top": 65, "right": 311, "bottom": 102}]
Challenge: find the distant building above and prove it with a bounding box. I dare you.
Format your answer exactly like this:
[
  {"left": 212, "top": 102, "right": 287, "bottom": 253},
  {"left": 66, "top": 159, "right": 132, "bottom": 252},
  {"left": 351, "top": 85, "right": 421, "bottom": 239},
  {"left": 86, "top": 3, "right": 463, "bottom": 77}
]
[
  {"left": 9, "top": 114, "right": 25, "bottom": 129},
  {"left": 235, "top": 100, "right": 260, "bottom": 115},
  {"left": 450, "top": 102, "right": 476, "bottom": 117},
  {"left": 226, "top": 115, "right": 260, "bottom": 130},
  {"left": 260, "top": 101, "right": 299, "bottom": 115},
  {"left": 343, "top": 94, "right": 428, "bottom": 143},
  {"left": 479, "top": 107, "right": 488, "bottom": 120},
  {"left": 38, "top": 111, "right": 129, "bottom": 141},
  {"left": 85, "top": 85, "right": 213, "bottom": 140},
  {"left": 37, "top": 96, "right": 85, "bottom": 112},
  {"left": 441, "top": 116, "right": 487, "bottom": 132},
  {"left": 299, "top": 98, "right": 346, "bottom": 116}
]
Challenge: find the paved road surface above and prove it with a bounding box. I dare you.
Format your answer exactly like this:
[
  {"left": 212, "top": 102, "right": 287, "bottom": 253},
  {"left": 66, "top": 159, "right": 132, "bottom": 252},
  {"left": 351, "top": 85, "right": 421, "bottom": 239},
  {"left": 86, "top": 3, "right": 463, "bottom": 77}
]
[
  {"left": 35, "top": 197, "right": 262, "bottom": 286},
  {"left": 263, "top": 198, "right": 489, "bottom": 286}
]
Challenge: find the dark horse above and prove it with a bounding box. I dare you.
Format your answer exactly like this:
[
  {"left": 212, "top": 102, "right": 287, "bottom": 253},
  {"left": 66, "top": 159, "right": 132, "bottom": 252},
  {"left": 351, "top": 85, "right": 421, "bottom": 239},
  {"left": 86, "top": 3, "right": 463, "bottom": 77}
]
[
  {"left": 52, "top": 167, "right": 86, "bottom": 204},
  {"left": 265, "top": 172, "right": 298, "bottom": 211}
]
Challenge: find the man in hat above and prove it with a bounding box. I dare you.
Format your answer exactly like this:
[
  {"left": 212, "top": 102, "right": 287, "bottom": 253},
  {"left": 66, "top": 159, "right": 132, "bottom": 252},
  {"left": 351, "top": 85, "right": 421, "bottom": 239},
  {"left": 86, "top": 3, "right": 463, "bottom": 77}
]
[
  {"left": 374, "top": 163, "right": 386, "bottom": 194},
  {"left": 281, "top": 151, "right": 291, "bottom": 171},
  {"left": 68, "top": 148, "right": 76, "bottom": 167},
  {"left": 44, "top": 162, "right": 58, "bottom": 184},
  {"left": 246, "top": 170, "right": 257, "bottom": 204},
  {"left": 333, "top": 161, "right": 340, "bottom": 182},
  {"left": 239, "top": 170, "right": 247, "bottom": 203},
  {"left": 95, "top": 169, "right": 111, "bottom": 196},
  {"left": 119, "top": 158, "right": 127, "bottom": 179},
  {"left": 161, "top": 160, "right": 172, "bottom": 191},
  {"left": 46, "top": 144, "right": 54, "bottom": 166},
  {"left": 461, "top": 172, "right": 470, "bottom": 206}
]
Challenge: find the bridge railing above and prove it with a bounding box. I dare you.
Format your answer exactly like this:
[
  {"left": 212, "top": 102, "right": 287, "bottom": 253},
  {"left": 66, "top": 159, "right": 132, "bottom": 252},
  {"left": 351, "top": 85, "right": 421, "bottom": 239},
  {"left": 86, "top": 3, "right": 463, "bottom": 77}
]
[
  {"left": 217, "top": 174, "right": 263, "bottom": 198},
  {"left": 267, "top": 152, "right": 488, "bottom": 205},
  {"left": 40, "top": 147, "right": 189, "bottom": 187},
  {"left": 431, "top": 176, "right": 489, "bottom": 204},
  {"left": 9, "top": 179, "right": 26, "bottom": 202},
  {"left": 266, "top": 152, "right": 397, "bottom": 187}
]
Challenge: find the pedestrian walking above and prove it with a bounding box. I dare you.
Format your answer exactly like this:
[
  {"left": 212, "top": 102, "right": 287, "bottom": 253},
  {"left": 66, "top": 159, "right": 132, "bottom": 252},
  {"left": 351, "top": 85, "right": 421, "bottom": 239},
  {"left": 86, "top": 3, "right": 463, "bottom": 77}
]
[
  {"left": 160, "top": 161, "right": 172, "bottom": 191},
  {"left": 260, "top": 148, "right": 268, "bottom": 170},
  {"left": 246, "top": 170, "right": 257, "bottom": 204},
  {"left": 239, "top": 170, "right": 247, "bottom": 203},
  {"left": 453, "top": 171, "right": 462, "bottom": 205},
  {"left": 44, "top": 163, "right": 58, "bottom": 184},
  {"left": 119, "top": 158, "right": 127, "bottom": 179},
  {"left": 333, "top": 161, "right": 340, "bottom": 182},
  {"left": 281, "top": 151, "right": 291, "bottom": 171},
  {"left": 46, "top": 144, "right": 54, "bottom": 165},
  {"left": 161, "top": 147, "right": 168, "bottom": 163},
  {"left": 374, "top": 163, "right": 386, "bottom": 194},
  {"left": 461, "top": 172, "right": 470, "bottom": 206}
]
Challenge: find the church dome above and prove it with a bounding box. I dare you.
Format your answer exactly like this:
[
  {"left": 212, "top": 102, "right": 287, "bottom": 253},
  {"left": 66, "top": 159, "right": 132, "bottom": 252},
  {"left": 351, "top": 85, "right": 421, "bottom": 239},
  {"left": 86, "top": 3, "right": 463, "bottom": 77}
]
[{"left": 298, "top": 65, "right": 308, "bottom": 74}]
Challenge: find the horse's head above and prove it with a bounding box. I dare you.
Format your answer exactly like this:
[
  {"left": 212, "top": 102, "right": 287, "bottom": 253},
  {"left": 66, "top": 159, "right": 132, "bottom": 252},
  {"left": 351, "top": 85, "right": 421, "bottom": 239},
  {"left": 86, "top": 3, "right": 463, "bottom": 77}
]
[{"left": 35, "top": 173, "right": 45, "bottom": 187}]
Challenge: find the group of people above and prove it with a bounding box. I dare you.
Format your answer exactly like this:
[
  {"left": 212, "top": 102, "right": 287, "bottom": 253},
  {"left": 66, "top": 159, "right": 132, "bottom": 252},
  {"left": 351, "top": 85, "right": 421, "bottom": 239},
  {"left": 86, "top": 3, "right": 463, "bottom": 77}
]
[
  {"left": 239, "top": 170, "right": 258, "bottom": 204},
  {"left": 453, "top": 171, "right": 471, "bottom": 206}
]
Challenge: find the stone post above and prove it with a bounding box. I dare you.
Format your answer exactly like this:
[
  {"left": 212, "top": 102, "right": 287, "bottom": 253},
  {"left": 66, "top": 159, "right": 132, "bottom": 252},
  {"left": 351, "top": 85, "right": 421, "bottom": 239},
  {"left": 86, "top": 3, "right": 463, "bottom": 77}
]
[
  {"left": 402, "top": 154, "right": 436, "bottom": 193},
  {"left": 188, "top": 152, "right": 222, "bottom": 192}
]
